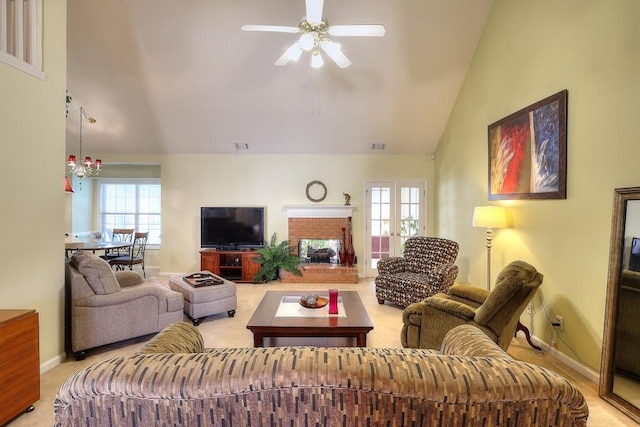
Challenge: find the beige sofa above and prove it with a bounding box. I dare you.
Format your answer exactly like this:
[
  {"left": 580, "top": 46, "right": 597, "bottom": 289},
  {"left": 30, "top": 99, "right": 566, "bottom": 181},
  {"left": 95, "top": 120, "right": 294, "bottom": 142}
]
[
  {"left": 65, "top": 251, "right": 184, "bottom": 360},
  {"left": 55, "top": 323, "right": 588, "bottom": 426}
]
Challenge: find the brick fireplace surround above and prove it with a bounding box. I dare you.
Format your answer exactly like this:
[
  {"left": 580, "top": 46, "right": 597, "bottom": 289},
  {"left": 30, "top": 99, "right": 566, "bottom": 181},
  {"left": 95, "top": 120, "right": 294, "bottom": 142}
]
[{"left": 279, "top": 205, "right": 358, "bottom": 284}]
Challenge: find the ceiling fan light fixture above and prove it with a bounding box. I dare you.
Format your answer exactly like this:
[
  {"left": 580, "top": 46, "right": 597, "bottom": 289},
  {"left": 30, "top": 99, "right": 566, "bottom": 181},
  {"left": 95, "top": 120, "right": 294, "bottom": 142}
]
[
  {"left": 299, "top": 32, "right": 316, "bottom": 51},
  {"left": 243, "top": 0, "right": 385, "bottom": 69},
  {"left": 311, "top": 51, "right": 324, "bottom": 68}
]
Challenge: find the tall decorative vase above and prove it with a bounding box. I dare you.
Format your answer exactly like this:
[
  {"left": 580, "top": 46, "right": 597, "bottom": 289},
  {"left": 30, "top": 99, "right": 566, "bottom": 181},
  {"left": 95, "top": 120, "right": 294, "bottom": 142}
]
[
  {"left": 345, "top": 217, "right": 355, "bottom": 267},
  {"left": 339, "top": 227, "right": 347, "bottom": 265},
  {"left": 345, "top": 235, "right": 355, "bottom": 267}
]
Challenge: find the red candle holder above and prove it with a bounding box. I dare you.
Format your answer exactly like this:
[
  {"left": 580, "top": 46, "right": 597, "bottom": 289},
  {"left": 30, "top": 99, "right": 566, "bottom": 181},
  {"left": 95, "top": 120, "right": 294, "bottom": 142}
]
[{"left": 328, "top": 289, "right": 338, "bottom": 314}]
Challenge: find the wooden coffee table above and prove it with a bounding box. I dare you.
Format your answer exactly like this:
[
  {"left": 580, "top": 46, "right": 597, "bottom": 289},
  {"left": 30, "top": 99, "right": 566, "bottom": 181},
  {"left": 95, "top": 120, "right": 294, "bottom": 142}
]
[{"left": 246, "top": 290, "right": 374, "bottom": 347}]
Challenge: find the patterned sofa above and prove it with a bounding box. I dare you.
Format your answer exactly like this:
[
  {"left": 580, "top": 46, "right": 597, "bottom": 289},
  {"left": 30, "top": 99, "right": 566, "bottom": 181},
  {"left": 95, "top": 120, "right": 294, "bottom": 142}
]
[{"left": 54, "top": 323, "right": 588, "bottom": 426}]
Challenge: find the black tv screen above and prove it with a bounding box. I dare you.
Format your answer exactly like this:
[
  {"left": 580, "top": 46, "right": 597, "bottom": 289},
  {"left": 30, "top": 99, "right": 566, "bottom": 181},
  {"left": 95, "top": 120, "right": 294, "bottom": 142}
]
[
  {"left": 630, "top": 237, "right": 640, "bottom": 272},
  {"left": 201, "top": 207, "right": 265, "bottom": 249}
]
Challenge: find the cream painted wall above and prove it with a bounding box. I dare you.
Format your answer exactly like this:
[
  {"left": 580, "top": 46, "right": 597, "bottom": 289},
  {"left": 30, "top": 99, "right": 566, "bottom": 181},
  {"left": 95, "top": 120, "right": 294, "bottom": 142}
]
[
  {"left": 435, "top": 0, "right": 640, "bottom": 372},
  {"left": 160, "top": 154, "right": 433, "bottom": 276},
  {"left": 0, "top": 1, "right": 67, "bottom": 366}
]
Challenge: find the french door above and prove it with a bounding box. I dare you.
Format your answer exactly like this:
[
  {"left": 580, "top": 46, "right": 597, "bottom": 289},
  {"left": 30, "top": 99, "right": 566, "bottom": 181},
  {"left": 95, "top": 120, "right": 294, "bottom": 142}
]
[{"left": 365, "top": 181, "right": 426, "bottom": 277}]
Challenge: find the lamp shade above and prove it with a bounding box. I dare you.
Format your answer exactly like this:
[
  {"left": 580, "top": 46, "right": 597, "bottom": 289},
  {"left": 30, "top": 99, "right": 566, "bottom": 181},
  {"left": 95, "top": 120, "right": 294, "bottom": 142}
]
[
  {"left": 64, "top": 176, "right": 74, "bottom": 193},
  {"left": 472, "top": 206, "right": 507, "bottom": 229},
  {"left": 311, "top": 51, "right": 324, "bottom": 68}
]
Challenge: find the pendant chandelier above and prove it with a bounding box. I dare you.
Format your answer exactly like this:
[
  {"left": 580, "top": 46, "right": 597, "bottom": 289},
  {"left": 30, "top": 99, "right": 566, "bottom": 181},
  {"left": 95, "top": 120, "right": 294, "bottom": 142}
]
[{"left": 67, "top": 107, "right": 101, "bottom": 178}]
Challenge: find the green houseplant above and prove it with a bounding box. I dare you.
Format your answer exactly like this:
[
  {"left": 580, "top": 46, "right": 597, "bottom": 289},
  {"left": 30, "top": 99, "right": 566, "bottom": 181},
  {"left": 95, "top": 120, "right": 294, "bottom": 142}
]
[{"left": 253, "top": 233, "right": 303, "bottom": 283}]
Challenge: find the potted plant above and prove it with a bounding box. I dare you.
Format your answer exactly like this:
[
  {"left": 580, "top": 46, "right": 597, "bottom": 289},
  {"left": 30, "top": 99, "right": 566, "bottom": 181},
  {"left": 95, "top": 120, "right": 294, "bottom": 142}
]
[{"left": 253, "top": 233, "right": 303, "bottom": 283}]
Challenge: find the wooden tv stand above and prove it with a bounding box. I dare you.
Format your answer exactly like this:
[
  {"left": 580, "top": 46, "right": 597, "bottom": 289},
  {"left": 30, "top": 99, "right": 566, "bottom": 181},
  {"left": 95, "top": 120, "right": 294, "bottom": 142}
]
[{"left": 200, "top": 249, "right": 261, "bottom": 283}]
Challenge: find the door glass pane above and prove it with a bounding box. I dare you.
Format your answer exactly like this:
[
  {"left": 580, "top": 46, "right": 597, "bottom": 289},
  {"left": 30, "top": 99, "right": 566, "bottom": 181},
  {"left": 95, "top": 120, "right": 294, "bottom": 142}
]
[
  {"left": 370, "top": 186, "right": 392, "bottom": 269},
  {"left": 371, "top": 188, "right": 381, "bottom": 203},
  {"left": 399, "top": 186, "right": 421, "bottom": 247},
  {"left": 371, "top": 204, "right": 381, "bottom": 220}
]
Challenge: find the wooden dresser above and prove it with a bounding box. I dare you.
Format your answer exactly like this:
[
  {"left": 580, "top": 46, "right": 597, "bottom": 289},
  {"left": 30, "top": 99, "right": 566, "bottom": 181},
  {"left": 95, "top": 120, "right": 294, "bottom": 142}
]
[{"left": 0, "top": 309, "right": 40, "bottom": 425}]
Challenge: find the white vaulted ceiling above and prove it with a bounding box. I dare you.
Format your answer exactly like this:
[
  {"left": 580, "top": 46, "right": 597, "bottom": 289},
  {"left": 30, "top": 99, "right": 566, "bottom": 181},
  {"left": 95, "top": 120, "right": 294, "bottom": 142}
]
[{"left": 66, "top": 0, "right": 493, "bottom": 155}]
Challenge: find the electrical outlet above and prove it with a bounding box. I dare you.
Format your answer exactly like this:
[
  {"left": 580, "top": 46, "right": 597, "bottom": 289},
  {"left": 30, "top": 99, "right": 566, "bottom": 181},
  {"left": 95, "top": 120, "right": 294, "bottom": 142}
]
[
  {"left": 554, "top": 315, "right": 564, "bottom": 330},
  {"left": 467, "top": 274, "right": 472, "bottom": 284}
]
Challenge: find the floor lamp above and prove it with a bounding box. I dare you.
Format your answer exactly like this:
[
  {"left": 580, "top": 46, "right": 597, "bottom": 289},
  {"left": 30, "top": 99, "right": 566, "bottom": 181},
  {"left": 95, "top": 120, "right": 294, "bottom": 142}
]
[
  {"left": 472, "top": 206, "right": 507, "bottom": 290},
  {"left": 473, "top": 206, "right": 542, "bottom": 351}
]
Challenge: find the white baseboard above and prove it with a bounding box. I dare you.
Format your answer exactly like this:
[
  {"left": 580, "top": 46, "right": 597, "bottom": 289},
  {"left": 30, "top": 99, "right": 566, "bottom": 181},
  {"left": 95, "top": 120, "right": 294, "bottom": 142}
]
[
  {"left": 530, "top": 334, "right": 600, "bottom": 384},
  {"left": 41, "top": 352, "right": 66, "bottom": 374}
]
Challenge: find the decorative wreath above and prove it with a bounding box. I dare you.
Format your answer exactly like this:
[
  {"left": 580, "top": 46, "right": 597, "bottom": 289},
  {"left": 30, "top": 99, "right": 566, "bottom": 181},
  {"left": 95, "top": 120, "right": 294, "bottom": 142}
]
[{"left": 306, "top": 180, "right": 327, "bottom": 202}]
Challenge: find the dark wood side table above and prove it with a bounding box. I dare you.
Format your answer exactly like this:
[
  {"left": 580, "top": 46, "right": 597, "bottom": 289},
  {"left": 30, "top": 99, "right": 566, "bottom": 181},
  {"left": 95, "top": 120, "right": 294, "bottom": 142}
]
[{"left": 0, "top": 309, "right": 40, "bottom": 425}]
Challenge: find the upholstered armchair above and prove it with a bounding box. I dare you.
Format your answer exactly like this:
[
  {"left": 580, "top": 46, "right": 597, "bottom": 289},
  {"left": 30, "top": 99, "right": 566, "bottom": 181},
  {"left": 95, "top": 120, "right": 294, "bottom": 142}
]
[
  {"left": 374, "top": 237, "right": 459, "bottom": 308},
  {"left": 401, "top": 260, "right": 543, "bottom": 351},
  {"left": 65, "top": 251, "right": 184, "bottom": 360}
]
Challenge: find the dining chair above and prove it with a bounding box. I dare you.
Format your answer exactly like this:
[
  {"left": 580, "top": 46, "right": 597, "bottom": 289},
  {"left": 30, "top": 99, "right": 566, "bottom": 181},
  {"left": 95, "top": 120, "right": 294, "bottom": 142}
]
[
  {"left": 109, "top": 232, "right": 149, "bottom": 277},
  {"left": 102, "top": 228, "right": 135, "bottom": 260}
]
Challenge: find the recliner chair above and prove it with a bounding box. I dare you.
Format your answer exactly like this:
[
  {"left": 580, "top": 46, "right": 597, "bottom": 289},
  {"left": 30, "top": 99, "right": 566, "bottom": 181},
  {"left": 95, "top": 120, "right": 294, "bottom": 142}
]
[
  {"left": 374, "top": 237, "right": 459, "bottom": 308},
  {"left": 65, "top": 251, "right": 184, "bottom": 360},
  {"left": 401, "top": 260, "right": 543, "bottom": 351}
]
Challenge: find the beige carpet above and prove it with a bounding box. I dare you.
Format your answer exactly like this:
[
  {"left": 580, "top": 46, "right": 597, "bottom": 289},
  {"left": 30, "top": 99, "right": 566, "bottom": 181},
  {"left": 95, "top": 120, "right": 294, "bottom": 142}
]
[{"left": 9, "top": 278, "right": 638, "bottom": 426}]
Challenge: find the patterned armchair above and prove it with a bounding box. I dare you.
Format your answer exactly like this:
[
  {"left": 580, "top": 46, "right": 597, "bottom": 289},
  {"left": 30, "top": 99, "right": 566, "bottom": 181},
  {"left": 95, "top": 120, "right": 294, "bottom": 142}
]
[{"left": 374, "top": 237, "right": 459, "bottom": 308}]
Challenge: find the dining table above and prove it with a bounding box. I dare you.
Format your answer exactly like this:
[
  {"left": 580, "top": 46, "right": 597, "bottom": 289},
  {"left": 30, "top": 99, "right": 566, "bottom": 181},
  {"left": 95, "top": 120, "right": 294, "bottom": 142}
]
[{"left": 65, "top": 241, "right": 132, "bottom": 259}]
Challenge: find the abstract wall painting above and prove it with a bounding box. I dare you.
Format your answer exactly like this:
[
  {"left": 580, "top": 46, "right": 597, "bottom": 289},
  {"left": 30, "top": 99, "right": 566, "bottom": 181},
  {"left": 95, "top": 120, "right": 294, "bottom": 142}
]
[{"left": 488, "top": 90, "right": 567, "bottom": 200}]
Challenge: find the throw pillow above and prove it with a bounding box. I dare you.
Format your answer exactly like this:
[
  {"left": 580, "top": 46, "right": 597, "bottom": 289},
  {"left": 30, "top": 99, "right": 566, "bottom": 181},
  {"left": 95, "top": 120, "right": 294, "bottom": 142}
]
[
  {"left": 71, "top": 251, "right": 121, "bottom": 295},
  {"left": 115, "top": 270, "right": 144, "bottom": 287}
]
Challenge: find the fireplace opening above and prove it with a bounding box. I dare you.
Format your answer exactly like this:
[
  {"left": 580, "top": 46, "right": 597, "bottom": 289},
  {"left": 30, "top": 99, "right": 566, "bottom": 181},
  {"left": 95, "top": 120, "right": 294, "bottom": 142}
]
[{"left": 298, "top": 239, "right": 342, "bottom": 264}]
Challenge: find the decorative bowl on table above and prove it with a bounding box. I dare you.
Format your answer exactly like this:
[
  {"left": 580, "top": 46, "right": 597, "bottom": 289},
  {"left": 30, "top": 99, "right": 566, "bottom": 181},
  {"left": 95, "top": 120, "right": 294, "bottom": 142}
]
[{"left": 299, "top": 294, "right": 328, "bottom": 309}]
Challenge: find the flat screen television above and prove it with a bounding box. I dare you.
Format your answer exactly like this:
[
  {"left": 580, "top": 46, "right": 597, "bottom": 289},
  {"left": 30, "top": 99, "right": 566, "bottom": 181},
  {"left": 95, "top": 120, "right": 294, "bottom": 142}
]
[
  {"left": 629, "top": 237, "right": 640, "bottom": 272},
  {"left": 201, "top": 207, "right": 265, "bottom": 249}
]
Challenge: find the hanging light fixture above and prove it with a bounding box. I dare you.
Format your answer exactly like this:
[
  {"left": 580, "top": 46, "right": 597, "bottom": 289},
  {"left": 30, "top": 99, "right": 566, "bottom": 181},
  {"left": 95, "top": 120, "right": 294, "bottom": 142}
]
[
  {"left": 241, "top": 0, "right": 385, "bottom": 69},
  {"left": 311, "top": 50, "right": 324, "bottom": 68},
  {"left": 67, "top": 107, "right": 101, "bottom": 178}
]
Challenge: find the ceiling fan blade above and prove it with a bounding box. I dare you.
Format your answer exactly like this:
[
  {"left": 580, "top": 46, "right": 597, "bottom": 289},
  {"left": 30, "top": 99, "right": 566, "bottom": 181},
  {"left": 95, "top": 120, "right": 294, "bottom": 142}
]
[
  {"left": 274, "top": 52, "right": 292, "bottom": 67},
  {"left": 320, "top": 40, "right": 351, "bottom": 68},
  {"left": 275, "top": 42, "right": 304, "bottom": 66},
  {"left": 241, "top": 25, "right": 300, "bottom": 33},
  {"left": 305, "top": 0, "right": 324, "bottom": 25},
  {"left": 328, "top": 24, "right": 386, "bottom": 37}
]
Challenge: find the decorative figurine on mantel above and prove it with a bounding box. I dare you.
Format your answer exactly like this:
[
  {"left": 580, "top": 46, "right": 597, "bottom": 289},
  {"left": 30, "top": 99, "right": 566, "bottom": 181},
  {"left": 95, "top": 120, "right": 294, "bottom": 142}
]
[{"left": 343, "top": 192, "right": 351, "bottom": 206}]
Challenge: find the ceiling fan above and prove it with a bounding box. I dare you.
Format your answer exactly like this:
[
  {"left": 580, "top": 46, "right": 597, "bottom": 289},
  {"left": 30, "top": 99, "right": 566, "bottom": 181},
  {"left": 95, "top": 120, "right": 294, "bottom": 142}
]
[{"left": 241, "top": 0, "right": 386, "bottom": 69}]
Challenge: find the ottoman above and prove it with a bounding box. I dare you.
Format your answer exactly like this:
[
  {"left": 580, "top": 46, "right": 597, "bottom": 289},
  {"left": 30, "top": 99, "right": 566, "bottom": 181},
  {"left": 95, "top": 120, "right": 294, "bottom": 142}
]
[{"left": 169, "top": 271, "right": 237, "bottom": 326}]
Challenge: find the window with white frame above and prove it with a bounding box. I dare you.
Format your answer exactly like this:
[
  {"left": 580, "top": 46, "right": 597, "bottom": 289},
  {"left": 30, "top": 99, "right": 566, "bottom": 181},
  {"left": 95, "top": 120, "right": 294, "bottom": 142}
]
[
  {"left": 0, "top": 0, "right": 44, "bottom": 79},
  {"left": 98, "top": 180, "right": 161, "bottom": 246}
]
